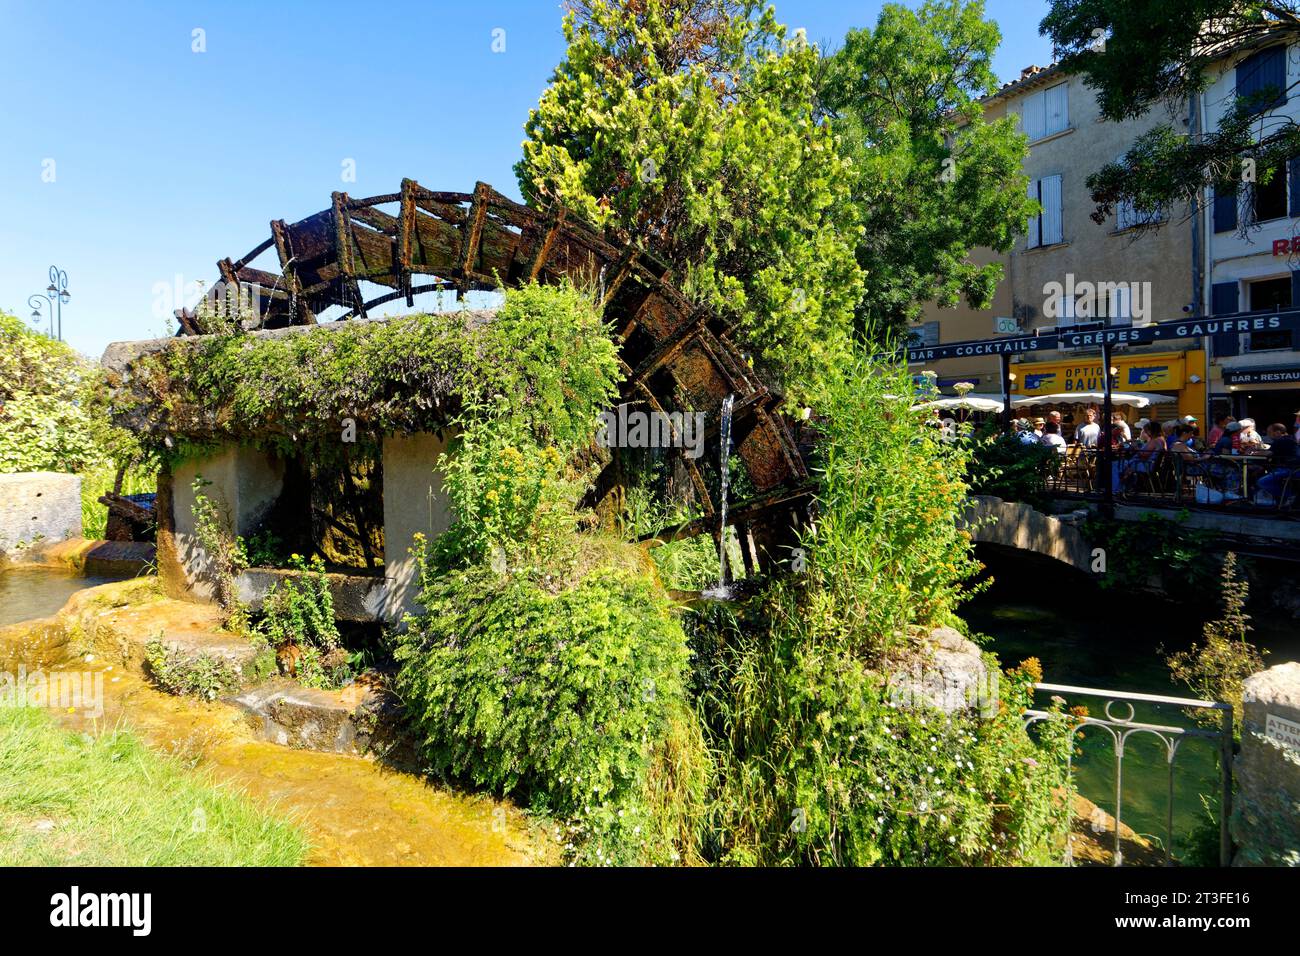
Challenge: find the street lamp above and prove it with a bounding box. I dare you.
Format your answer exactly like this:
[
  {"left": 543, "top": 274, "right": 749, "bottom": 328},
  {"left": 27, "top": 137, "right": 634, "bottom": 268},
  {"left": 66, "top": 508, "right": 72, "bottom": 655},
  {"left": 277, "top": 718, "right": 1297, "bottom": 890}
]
[
  {"left": 26, "top": 295, "right": 51, "bottom": 337},
  {"left": 31, "top": 265, "right": 69, "bottom": 341}
]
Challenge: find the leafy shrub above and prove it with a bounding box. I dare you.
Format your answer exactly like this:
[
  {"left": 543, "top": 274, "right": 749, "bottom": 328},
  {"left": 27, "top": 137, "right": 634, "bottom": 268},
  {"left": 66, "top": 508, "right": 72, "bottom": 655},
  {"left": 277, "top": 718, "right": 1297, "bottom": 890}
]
[
  {"left": 965, "top": 427, "right": 1058, "bottom": 509},
  {"left": 698, "top": 599, "right": 1077, "bottom": 865},
  {"left": 144, "top": 638, "right": 240, "bottom": 701},
  {"left": 0, "top": 310, "right": 147, "bottom": 477},
  {"left": 1082, "top": 512, "right": 1220, "bottom": 593},
  {"left": 798, "top": 354, "right": 984, "bottom": 658},
  {"left": 257, "top": 555, "right": 346, "bottom": 689},
  {"left": 395, "top": 564, "right": 708, "bottom": 865},
  {"left": 431, "top": 417, "right": 585, "bottom": 573},
  {"left": 1165, "top": 553, "right": 1266, "bottom": 737}
]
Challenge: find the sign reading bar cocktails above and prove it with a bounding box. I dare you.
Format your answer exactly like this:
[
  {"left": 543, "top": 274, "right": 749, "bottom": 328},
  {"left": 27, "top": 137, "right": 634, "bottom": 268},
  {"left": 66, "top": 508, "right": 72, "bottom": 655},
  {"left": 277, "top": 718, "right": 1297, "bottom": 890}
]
[{"left": 905, "top": 309, "right": 1300, "bottom": 364}]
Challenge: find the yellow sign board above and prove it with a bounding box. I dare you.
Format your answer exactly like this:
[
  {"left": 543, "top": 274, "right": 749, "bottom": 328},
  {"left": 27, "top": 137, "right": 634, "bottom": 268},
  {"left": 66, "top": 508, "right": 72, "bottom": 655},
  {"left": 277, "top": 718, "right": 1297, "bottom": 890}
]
[{"left": 1014, "top": 352, "right": 1190, "bottom": 396}]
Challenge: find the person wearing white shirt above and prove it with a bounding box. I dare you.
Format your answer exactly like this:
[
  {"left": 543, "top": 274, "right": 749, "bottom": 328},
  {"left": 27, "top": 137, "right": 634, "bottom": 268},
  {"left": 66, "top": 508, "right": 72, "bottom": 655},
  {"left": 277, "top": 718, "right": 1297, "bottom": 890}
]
[
  {"left": 1074, "top": 407, "right": 1100, "bottom": 448},
  {"left": 1041, "top": 421, "right": 1067, "bottom": 453}
]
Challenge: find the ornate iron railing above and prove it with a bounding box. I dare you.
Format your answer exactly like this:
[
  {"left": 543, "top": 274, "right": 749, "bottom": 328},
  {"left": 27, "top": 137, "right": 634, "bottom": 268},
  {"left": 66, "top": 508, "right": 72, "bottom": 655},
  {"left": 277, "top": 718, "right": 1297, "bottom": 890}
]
[{"left": 1025, "top": 682, "right": 1233, "bottom": 866}]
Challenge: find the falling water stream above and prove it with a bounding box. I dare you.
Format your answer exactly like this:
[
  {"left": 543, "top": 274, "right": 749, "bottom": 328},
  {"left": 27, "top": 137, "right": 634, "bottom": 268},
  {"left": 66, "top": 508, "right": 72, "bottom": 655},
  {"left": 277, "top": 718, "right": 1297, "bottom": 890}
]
[{"left": 701, "top": 394, "right": 736, "bottom": 600}]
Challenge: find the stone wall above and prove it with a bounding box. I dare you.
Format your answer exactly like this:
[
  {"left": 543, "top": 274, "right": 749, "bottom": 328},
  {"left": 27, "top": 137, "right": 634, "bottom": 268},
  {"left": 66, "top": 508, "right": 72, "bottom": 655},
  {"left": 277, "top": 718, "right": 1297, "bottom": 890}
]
[
  {"left": 380, "top": 430, "right": 455, "bottom": 622},
  {"left": 157, "top": 434, "right": 455, "bottom": 623},
  {"left": 1232, "top": 661, "right": 1300, "bottom": 866},
  {"left": 165, "top": 446, "right": 286, "bottom": 601},
  {"left": 0, "top": 472, "right": 82, "bottom": 558}
]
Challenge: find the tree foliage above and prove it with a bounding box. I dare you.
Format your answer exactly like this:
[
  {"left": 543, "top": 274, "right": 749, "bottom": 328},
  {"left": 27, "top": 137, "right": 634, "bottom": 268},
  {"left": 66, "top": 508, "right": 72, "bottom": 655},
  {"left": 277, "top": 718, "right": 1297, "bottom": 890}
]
[
  {"left": 517, "top": 0, "right": 864, "bottom": 397},
  {"left": 0, "top": 310, "right": 136, "bottom": 474},
  {"left": 1041, "top": 0, "right": 1300, "bottom": 229},
  {"left": 821, "top": 0, "right": 1035, "bottom": 337}
]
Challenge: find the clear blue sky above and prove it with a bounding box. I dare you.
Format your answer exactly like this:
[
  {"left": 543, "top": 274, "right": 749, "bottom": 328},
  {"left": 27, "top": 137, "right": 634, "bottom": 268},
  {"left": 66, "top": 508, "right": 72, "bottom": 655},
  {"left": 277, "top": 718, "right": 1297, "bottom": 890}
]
[{"left": 0, "top": 0, "right": 1053, "bottom": 359}]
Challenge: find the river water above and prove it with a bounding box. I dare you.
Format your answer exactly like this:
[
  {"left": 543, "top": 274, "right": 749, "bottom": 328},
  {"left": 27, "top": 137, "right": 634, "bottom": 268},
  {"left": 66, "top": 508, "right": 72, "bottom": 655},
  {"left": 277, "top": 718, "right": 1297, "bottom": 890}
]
[
  {"left": 961, "top": 549, "right": 1300, "bottom": 860},
  {"left": 0, "top": 568, "right": 127, "bottom": 628}
]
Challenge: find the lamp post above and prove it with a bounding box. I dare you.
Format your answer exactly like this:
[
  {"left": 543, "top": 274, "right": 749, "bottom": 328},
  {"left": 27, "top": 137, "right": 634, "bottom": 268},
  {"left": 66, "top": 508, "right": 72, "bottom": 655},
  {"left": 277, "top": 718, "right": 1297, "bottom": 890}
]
[
  {"left": 26, "top": 295, "right": 51, "bottom": 337},
  {"left": 30, "top": 265, "right": 69, "bottom": 341}
]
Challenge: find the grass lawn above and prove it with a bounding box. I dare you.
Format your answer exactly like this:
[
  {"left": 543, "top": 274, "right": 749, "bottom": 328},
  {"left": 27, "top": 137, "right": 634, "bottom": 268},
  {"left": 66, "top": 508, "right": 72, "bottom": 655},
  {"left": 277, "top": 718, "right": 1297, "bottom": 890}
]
[{"left": 0, "top": 707, "right": 309, "bottom": 866}]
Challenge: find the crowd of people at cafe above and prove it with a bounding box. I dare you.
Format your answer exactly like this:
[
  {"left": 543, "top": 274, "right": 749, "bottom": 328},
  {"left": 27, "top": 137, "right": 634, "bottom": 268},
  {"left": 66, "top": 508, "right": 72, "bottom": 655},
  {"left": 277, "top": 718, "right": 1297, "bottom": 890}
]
[{"left": 1009, "top": 405, "right": 1300, "bottom": 504}]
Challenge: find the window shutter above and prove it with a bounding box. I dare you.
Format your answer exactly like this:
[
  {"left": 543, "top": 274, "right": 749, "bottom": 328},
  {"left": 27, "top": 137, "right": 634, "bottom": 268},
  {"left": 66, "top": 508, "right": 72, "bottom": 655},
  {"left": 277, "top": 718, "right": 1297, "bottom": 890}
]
[
  {"left": 1238, "top": 46, "right": 1287, "bottom": 112},
  {"left": 1027, "top": 179, "right": 1040, "bottom": 248},
  {"left": 1040, "top": 174, "right": 1063, "bottom": 245},
  {"left": 1021, "top": 90, "right": 1046, "bottom": 141},
  {"left": 1290, "top": 156, "right": 1300, "bottom": 218},
  {"left": 1292, "top": 271, "right": 1300, "bottom": 348},
  {"left": 1213, "top": 184, "right": 1238, "bottom": 233},
  {"left": 1109, "top": 285, "right": 1132, "bottom": 324},
  {"left": 1211, "top": 281, "right": 1240, "bottom": 357},
  {"left": 1044, "top": 84, "right": 1068, "bottom": 135}
]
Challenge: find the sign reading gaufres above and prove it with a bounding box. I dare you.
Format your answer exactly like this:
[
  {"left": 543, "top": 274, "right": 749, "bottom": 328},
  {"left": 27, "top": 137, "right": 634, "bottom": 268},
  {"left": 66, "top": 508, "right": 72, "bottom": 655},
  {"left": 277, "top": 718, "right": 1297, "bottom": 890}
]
[{"left": 905, "top": 309, "right": 1300, "bottom": 364}]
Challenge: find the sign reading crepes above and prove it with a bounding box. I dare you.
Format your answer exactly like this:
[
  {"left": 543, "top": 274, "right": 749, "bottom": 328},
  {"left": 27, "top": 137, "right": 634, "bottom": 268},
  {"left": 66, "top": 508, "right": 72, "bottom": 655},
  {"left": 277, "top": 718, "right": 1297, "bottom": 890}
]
[
  {"left": 904, "top": 309, "right": 1300, "bottom": 364},
  {"left": 1265, "top": 713, "right": 1300, "bottom": 752}
]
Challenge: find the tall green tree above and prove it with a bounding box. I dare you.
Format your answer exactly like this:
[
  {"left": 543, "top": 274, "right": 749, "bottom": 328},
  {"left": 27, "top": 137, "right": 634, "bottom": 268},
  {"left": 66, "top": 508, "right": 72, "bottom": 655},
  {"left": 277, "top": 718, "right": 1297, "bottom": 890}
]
[
  {"left": 1041, "top": 0, "right": 1300, "bottom": 230},
  {"left": 820, "top": 0, "right": 1035, "bottom": 339},
  {"left": 516, "top": 0, "right": 863, "bottom": 400}
]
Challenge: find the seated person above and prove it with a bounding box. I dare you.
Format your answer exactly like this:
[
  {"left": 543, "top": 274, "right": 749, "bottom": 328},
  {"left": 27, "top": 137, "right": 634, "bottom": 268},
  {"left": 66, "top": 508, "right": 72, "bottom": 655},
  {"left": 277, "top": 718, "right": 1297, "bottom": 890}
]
[
  {"left": 1040, "top": 421, "right": 1067, "bottom": 453},
  {"left": 1258, "top": 423, "right": 1299, "bottom": 504},
  {"left": 1118, "top": 421, "right": 1166, "bottom": 490}
]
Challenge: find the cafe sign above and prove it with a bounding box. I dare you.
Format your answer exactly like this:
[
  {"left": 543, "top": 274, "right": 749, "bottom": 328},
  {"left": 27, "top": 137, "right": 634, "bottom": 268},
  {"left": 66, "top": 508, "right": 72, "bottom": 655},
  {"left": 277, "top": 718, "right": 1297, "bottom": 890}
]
[
  {"left": 1014, "top": 354, "right": 1188, "bottom": 396},
  {"left": 1222, "top": 366, "right": 1300, "bottom": 386}
]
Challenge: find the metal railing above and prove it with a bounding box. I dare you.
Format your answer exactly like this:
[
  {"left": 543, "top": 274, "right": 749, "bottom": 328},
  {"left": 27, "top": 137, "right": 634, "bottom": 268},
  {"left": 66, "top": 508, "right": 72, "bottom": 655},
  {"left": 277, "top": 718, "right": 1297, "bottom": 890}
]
[{"left": 1025, "top": 682, "right": 1233, "bottom": 866}]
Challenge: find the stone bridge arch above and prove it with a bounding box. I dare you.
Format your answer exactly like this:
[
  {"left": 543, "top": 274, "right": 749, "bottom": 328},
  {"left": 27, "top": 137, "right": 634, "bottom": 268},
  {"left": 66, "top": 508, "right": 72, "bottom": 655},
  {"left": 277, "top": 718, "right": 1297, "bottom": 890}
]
[{"left": 960, "top": 496, "right": 1093, "bottom": 573}]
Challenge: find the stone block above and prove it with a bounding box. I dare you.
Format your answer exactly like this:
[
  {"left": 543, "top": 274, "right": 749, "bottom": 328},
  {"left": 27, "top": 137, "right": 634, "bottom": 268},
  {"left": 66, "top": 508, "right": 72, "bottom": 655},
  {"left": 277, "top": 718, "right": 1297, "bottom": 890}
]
[
  {"left": 1231, "top": 661, "right": 1300, "bottom": 866},
  {"left": 0, "top": 473, "right": 82, "bottom": 556}
]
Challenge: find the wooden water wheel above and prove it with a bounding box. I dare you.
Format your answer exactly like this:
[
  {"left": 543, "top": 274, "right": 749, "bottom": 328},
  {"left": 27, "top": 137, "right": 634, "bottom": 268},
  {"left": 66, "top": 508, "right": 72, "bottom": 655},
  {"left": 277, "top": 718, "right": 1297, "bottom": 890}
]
[{"left": 186, "top": 181, "right": 813, "bottom": 569}]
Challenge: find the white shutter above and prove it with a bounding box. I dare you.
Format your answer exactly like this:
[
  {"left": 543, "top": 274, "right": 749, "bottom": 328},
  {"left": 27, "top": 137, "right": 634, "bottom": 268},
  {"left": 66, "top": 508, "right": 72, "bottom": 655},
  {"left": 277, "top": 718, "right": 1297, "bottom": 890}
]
[
  {"left": 1020, "top": 89, "right": 1047, "bottom": 141},
  {"left": 1027, "top": 179, "right": 1041, "bottom": 248},
  {"left": 1109, "top": 285, "right": 1132, "bottom": 324},
  {"left": 1056, "top": 293, "right": 1076, "bottom": 327},
  {"left": 1044, "top": 83, "right": 1068, "bottom": 135},
  {"left": 1117, "top": 199, "right": 1134, "bottom": 230},
  {"left": 1040, "top": 174, "right": 1063, "bottom": 245}
]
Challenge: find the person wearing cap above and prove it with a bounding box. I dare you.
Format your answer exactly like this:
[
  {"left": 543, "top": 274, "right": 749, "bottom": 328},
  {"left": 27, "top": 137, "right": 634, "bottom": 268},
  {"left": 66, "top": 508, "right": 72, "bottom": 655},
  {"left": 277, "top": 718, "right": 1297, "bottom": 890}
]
[{"left": 1016, "top": 418, "right": 1039, "bottom": 445}]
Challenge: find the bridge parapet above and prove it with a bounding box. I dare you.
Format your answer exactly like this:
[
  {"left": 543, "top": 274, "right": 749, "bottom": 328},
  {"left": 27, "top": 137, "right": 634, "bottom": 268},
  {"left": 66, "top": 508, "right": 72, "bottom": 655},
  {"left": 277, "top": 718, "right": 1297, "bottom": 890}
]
[{"left": 961, "top": 495, "right": 1093, "bottom": 573}]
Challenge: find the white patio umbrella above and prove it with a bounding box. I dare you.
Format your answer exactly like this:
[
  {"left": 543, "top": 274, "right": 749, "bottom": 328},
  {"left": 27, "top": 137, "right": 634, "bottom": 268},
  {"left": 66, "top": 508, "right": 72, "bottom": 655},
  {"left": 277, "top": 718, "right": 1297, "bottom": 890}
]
[
  {"left": 1010, "top": 391, "right": 1176, "bottom": 409},
  {"left": 911, "top": 395, "right": 1005, "bottom": 413}
]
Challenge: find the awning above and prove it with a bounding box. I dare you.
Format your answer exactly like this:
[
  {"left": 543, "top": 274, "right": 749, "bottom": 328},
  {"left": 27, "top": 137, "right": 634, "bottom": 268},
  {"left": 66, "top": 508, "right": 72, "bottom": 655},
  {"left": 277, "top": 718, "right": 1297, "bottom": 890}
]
[
  {"left": 912, "top": 396, "right": 1005, "bottom": 413},
  {"left": 1010, "top": 391, "right": 1177, "bottom": 409}
]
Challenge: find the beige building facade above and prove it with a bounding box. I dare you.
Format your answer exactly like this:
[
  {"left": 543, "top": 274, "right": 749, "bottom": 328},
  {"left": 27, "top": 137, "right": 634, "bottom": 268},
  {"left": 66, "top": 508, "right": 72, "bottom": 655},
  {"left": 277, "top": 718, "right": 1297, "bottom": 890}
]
[{"left": 914, "top": 65, "right": 1206, "bottom": 425}]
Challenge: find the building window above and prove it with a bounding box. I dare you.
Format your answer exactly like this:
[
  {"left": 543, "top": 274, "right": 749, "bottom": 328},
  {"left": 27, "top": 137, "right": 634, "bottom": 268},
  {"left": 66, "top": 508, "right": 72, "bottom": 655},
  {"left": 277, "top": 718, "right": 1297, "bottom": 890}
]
[
  {"left": 1116, "top": 199, "right": 1164, "bottom": 231},
  {"left": 1107, "top": 285, "right": 1133, "bottom": 325},
  {"left": 1246, "top": 276, "right": 1294, "bottom": 351},
  {"left": 1253, "top": 161, "right": 1288, "bottom": 222},
  {"left": 1236, "top": 45, "right": 1288, "bottom": 114},
  {"left": 1027, "top": 174, "right": 1063, "bottom": 248},
  {"left": 908, "top": 320, "right": 941, "bottom": 349},
  {"left": 1019, "top": 83, "right": 1069, "bottom": 141}
]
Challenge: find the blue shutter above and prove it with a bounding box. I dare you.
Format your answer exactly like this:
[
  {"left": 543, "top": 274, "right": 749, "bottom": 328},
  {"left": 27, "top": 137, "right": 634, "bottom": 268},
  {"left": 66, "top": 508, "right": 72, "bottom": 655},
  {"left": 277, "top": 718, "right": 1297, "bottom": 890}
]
[
  {"left": 1290, "top": 156, "right": 1300, "bottom": 217},
  {"left": 1211, "top": 281, "right": 1240, "bottom": 357},
  {"left": 1214, "top": 184, "right": 1238, "bottom": 232},
  {"left": 1292, "top": 271, "right": 1300, "bottom": 349},
  {"left": 1238, "top": 46, "right": 1287, "bottom": 112}
]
